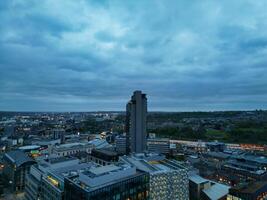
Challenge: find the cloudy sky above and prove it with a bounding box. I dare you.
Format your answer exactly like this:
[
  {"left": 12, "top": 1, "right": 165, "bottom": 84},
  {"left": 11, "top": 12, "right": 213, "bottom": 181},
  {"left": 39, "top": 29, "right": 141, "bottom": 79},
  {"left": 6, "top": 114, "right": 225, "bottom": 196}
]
[{"left": 1, "top": 0, "right": 267, "bottom": 111}]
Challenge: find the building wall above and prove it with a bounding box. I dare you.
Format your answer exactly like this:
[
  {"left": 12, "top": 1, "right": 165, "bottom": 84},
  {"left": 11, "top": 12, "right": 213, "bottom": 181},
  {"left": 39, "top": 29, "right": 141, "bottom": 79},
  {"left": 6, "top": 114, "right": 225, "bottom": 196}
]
[
  {"left": 150, "top": 169, "right": 189, "bottom": 200},
  {"left": 53, "top": 145, "right": 92, "bottom": 157},
  {"left": 41, "top": 178, "right": 62, "bottom": 200},
  {"left": 126, "top": 91, "right": 147, "bottom": 154},
  {"left": 64, "top": 172, "right": 150, "bottom": 200},
  {"left": 115, "top": 137, "right": 126, "bottom": 155},
  {"left": 25, "top": 174, "right": 40, "bottom": 200},
  {"left": 147, "top": 139, "right": 170, "bottom": 155},
  {"left": 88, "top": 155, "right": 112, "bottom": 166},
  {"left": 3, "top": 159, "right": 35, "bottom": 192}
]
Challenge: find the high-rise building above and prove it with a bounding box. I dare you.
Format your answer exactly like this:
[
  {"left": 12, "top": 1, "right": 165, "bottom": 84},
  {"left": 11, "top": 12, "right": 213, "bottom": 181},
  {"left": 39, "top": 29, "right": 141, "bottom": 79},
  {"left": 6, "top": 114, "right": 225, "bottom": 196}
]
[{"left": 126, "top": 90, "right": 147, "bottom": 153}]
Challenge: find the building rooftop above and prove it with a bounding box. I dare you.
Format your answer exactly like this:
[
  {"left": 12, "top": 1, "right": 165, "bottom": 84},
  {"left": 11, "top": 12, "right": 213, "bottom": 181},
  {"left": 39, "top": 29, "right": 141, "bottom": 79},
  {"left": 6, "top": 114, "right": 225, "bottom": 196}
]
[
  {"left": 120, "top": 153, "right": 186, "bottom": 174},
  {"left": 67, "top": 163, "right": 141, "bottom": 191},
  {"left": 230, "top": 181, "right": 267, "bottom": 194},
  {"left": 48, "top": 156, "right": 78, "bottom": 164},
  {"left": 224, "top": 159, "right": 266, "bottom": 175},
  {"left": 206, "top": 142, "right": 225, "bottom": 146},
  {"left": 202, "top": 182, "right": 230, "bottom": 200},
  {"left": 189, "top": 174, "right": 209, "bottom": 184},
  {"left": 88, "top": 139, "right": 111, "bottom": 149},
  {"left": 5, "top": 150, "right": 35, "bottom": 167},
  {"left": 19, "top": 145, "right": 41, "bottom": 151},
  {"left": 54, "top": 142, "right": 91, "bottom": 150},
  {"left": 88, "top": 164, "right": 121, "bottom": 176},
  {"left": 38, "top": 156, "right": 79, "bottom": 171},
  {"left": 205, "top": 152, "right": 230, "bottom": 159},
  {"left": 233, "top": 154, "right": 267, "bottom": 165},
  {"left": 49, "top": 162, "right": 94, "bottom": 182}
]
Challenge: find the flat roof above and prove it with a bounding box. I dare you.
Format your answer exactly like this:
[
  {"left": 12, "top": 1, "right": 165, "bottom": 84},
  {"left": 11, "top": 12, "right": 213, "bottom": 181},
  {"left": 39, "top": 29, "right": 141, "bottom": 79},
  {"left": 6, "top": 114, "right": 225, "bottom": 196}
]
[
  {"left": 205, "top": 152, "right": 230, "bottom": 159},
  {"left": 19, "top": 145, "right": 41, "bottom": 150},
  {"left": 50, "top": 162, "right": 94, "bottom": 181},
  {"left": 202, "top": 183, "right": 230, "bottom": 200},
  {"left": 189, "top": 174, "right": 209, "bottom": 184},
  {"left": 231, "top": 181, "right": 267, "bottom": 194},
  {"left": 89, "top": 164, "right": 120, "bottom": 175},
  {"left": 48, "top": 156, "right": 77, "bottom": 164},
  {"left": 68, "top": 163, "right": 140, "bottom": 191},
  {"left": 120, "top": 154, "right": 186, "bottom": 174}
]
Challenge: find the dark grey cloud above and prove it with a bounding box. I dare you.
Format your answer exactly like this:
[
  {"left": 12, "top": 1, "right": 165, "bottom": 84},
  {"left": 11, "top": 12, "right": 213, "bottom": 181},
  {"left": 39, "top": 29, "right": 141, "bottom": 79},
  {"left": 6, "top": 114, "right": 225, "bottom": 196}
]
[{"left": 1, "top": 0, "right": 267, "bottom": 111}]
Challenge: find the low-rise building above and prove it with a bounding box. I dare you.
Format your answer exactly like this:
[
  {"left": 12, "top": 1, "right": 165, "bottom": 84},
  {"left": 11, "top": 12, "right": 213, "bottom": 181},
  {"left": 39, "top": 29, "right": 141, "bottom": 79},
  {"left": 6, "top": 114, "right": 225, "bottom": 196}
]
[
  {"left": 147, "top": 138, "right": 170, "bottom": 155},
  {"left": 88, "top": 148, "right": 118, "bottom": 166},
  {"left": 206, "top": 142, "right": 226, "bottom": 152},
  {"left": 222, "top": 157, "right": 267, "bottom": 181},
  {"left": 189, "top": 174, "right": 211, "bottom": 200},
  {"left": 120, "top": 153, "right": 189, "bottom": 200},
  {"left": 3, "top": 150, "right": 36, "bottom": 192},
  {"left": 64, "top": 163, "right": 150, "bottom": 200},
  {"left": 25, "top": 156, "right": 92, "bottom": 200},
  {"left": 53, "top": 142, "right": 93, "bottom": 157},
  {"left": 189, "top": 174, "right": 230, "bottom": 200},
  {"left": 228, "top": 181, "right": 267, "bottom": 200}
]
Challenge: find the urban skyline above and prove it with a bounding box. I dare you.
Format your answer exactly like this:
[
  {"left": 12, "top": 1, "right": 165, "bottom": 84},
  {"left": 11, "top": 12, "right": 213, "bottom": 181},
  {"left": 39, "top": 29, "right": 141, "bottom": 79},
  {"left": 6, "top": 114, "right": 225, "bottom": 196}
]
[
  {"left": 1, "top": 1, "right": 267, "bottom": 200},
  {"left": 0, "top": 89, "right": 267, "bottom": 199}
]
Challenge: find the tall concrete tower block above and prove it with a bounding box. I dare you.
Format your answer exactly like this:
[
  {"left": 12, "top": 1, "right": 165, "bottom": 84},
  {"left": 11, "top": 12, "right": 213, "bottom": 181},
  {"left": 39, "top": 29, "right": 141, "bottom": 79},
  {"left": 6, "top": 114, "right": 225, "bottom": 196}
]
[{"left": 126, "top": 91, "right": 147, "bottom": 154}]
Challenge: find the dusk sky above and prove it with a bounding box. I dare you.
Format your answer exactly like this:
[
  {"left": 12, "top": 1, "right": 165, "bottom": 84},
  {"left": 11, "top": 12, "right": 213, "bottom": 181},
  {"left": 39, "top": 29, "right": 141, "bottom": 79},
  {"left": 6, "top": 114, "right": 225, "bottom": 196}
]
[{"left": 1, "top": 0, "right": 267, "bottom": 112}]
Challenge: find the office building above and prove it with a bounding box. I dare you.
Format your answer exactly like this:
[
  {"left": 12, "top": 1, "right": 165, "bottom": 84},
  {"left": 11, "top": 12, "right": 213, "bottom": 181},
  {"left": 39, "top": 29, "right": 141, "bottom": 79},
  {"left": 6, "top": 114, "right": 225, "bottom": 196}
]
[
  {"left": 126, "top": 90, "right": 147, "bottom": 154},
  {"left": 115, "top": 135, "right": 127, "bottom": 155},
  {"left": 64, "top": 163, "right": 150, "bottom": 200},
  {"left": 120, "top": 153, "right": 189, "bottom": 200},
  {"left": 147, "top": 138, "right": 170, "bottom": 155},
  {"left": 3, "top": 150, "right": 36, "bottom": 192},
  {"left": 25, "top": 156, "right": 93, "bottom": 200}
]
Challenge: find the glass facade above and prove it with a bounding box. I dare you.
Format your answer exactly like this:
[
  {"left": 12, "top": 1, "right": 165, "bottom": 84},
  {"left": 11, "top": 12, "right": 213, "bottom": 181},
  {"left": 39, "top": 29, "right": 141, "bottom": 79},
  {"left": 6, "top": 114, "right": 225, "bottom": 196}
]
[{"left": 64, "top": 172, "right": 149, "bottom": 200}]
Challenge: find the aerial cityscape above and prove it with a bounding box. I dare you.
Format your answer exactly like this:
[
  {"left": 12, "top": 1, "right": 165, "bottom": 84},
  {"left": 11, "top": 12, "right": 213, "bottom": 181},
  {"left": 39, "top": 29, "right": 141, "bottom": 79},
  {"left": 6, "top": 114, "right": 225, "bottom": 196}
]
[{"left": 1, "top": 0, "right": 267, "bottom": 200}]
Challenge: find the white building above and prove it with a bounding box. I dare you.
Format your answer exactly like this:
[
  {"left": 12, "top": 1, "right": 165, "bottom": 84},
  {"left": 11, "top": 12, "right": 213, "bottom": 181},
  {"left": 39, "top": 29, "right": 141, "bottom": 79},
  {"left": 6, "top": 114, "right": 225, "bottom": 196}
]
[{"left": 53, "top": 142, "right": 93, "bottom": 157}]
